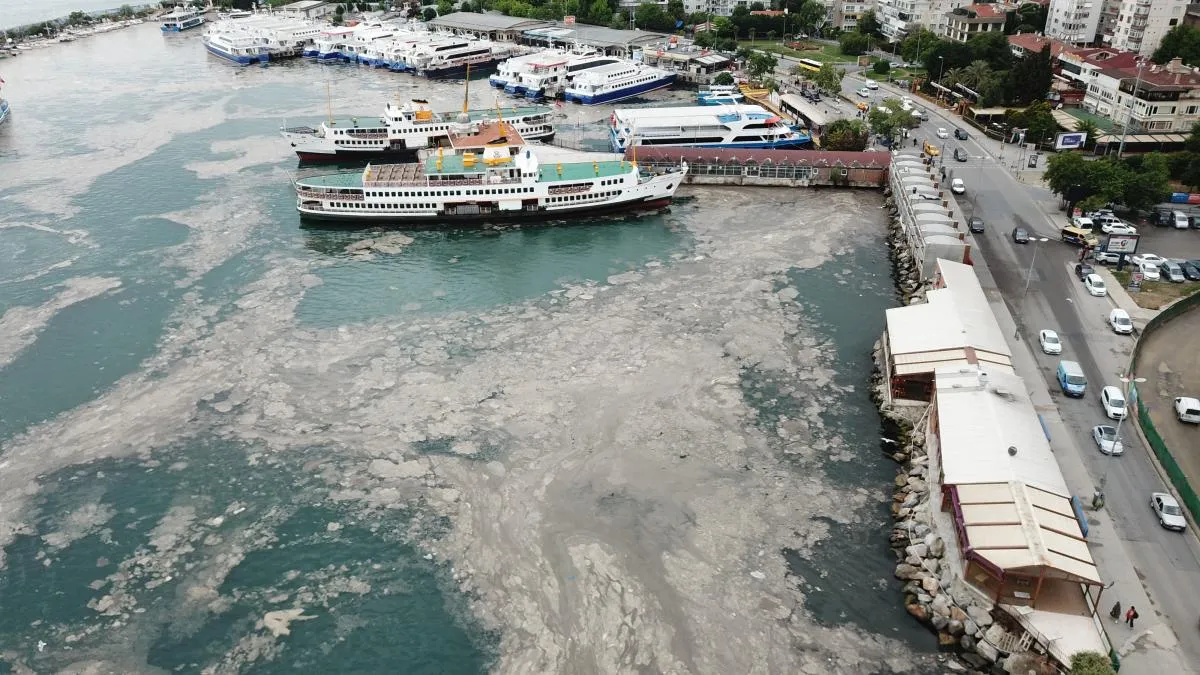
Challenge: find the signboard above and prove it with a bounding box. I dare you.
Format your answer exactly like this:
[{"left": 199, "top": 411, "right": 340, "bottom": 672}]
[
  {"left": 1055, "top": 132, "right": 1087, "bottom": 150},
  {"left": 564, "top": 15, "right": 575, "bottom": 25},
  {"left": 1129, "top": 272, "right": 1143, "bottom": 292},
  {"left": 1105, "top": 233, "right": 1139, "bottom": 254}
]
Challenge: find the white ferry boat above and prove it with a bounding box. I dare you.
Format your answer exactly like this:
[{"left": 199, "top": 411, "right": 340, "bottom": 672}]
[
  {"left": 565, "top": 62, "right": 675, "bottom": 105},
  {"left": 697, "top": 85, "right": 743, "bottom": 105},
  {"left": 282, "top": 99, "right": 556, "bottom": 162},
  {"left": 216, "top": 10, "right": 254, "bottom": 20},
  {"left": 340, "top": 25, "right": 395, "bottom": 64},
  {"left": 308, "top": 25, "right": 358, "bottom": 60},
  {"left": 490, "top": 48, "right": 571, "bottom": 94},
  {"left": 408, "top": 37, "right": 517, "bottom": 78},
  {"left": 293, "top": 120, "right": 687, "bottom": 225},
  {"left": 609, "top": 105, "right": 810, "bottom": 152},
  {"left": 202, "top": 30, "right": 270, "bottom": 65},
  {"left": 161, "top": 8, "right": 205, "bottom": 33},
  {"left": 518, "top": 52, "right": 625, "bottom": 100},
  {"left": 0, "top": 86, "right": 9, "bottom": 128},
  {"left": 380, "top": 30, "right": 434, "bottom": 71}
]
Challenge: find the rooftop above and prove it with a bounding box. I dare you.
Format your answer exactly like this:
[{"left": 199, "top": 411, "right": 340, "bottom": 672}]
[
  {"left": 779, "top": 93, "right": 830, "bottom": 127},
  {"left": 523, "top": 23, "right": 669, "bottom": 49},
  {"left": 429, "top": 11, "right": 552, "bottom": 32},
  {"left": 1101, "top": 57, "right": 1200, "bottom": 91},
  {"left": 949, "top": 3, "right": 1008, "bottom": 20},
  {"left": 1062, "top": 47, "right": 1139, "bottom": 70},
  {"left": 626, "top": 147, "right": 885, "bottom": 166},
  {"left": 279, "top": 0, "right": 329, "bottom": 9},
  {"left": 1007, "top": 33, "right": 1073, "bottom": 59}
]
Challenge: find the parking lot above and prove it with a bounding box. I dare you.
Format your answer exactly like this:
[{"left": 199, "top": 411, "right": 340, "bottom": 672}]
[
  {"left": 1130, "top": 223, "right": 1200, "bottom": 262},
  {"left": 1137, "top": 307, "right": 1200, "bottom": 492}
]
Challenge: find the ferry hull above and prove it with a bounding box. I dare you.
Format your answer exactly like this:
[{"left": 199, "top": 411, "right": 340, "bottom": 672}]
[
  {"left": 291, "top": 129, "right": 556, "bottom": 163},
  {"left": 204, "top": 42, "right": 269, "bottom": 65},
  {"left": 564, "top": 75, "right": 676, "bottom": 105},
  {"left": 419, "top": 59, "right": 500, "bottom": 79},
  {"left": 488, "top": 75, "right": 507, "bottom": 88},
  {"left": 298, "top": 195, "right": 674, "bottom": 227}
]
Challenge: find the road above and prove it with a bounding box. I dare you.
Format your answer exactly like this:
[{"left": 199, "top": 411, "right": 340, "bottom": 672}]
[
  {"left": 837, "top": 74, "right": 1200, "bottom": 666},
  {"left": 1138, "top": 307, "right": 1200, "bottom": 494}
]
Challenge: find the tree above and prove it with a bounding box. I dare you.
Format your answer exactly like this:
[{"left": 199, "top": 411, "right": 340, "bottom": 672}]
[
  {"left": 1121, "top": 153, "right": 1171, "bottom": 211},
  {"left": 873, "top": 59, "right": 890, "bottom": 75},
  {"left": 924, "top": 40, "right": 973, "bottom": 78},
  {"left": 813, "top": 63, "right": 844, "bottom": 92},
  {"left": 858, "top": 10, "right": 881, "bottom": 38},
  {"left": 1152, "top": 24, "right": 1200, "bottom": 67},
  {"left": 713, "top": 71, "right": 735, "bottom": 86},
  {"left": 1069, "top": 651, "right": 1116, "bottom": 675},
  {"left": 823, "top": 119, "right": 870, "bottom": 150},
  {"left": 1074, "top": 119, "right": 1100, "bottom": 151},
  {"left": 868, "top": 98, "right": 915, "bottom": 144},
  {"left": 899, "top": 28, "right": 940, "bottom": 65},
  {"left": 586, "top": 0, "right": 612, "bottom": 25},
  {"left": 1004, "top": 44, "right": 1053, "bottom": 105},
  {"left": 839, "top": 31, "right": 870, "bottom": 56},
  {"left": 635, "top": 2, "right": 676, "bottom": 32},
  {"left": 1045, "top": 152, "right": 1100, "bottom": 212},
  {"left": 437, "top": 0, "right": 454, "bottom": 16},
  {"left": 422, "top": 6, "right": 437, "bottom": 20},
  {"left": 959, "top": 60, "right": 992, "bottom": 89},
  {"left": 967, "top": 31, "right": 1012, "bottom": 71},
  {"left": 795, "top": 0, "right": 826, "bottom": 35},
  {"left": 1007, "top": 101, "right": 1060, "bottom": 147},
  {"left": 748, "top": 51, "right": 778, "bottom": 78},
  {"left": 667, "top": 0, "right": 685, "bottom": 20},
  {"left": 118, "top": 4, "right": 135, "bottom": 18}
]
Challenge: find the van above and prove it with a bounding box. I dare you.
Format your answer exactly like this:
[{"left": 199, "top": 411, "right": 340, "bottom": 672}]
[
  {"left": 1176, "top": 396, "right": 1200, "bottom": 424},
  {"left": 1057, "top": 361, "right": 1087, "bottom": 397},
  {"left": 1060, "top": 226, "right": 1099, "bottom": 247},
  {"left": 1071, "top": 216, "right": 1095, "bottom": 230},
  {"left": 1173, "top": 211, "right": 1190, "bottom": 230}
]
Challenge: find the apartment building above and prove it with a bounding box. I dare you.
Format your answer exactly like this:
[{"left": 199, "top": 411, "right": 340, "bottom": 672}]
[
  {"left": 877, "top": 0, "right": 973, "bottom": 41},
  {"left": 1105, "top": 0, "right": 1188, "bottom": 57},
  {"left": 835, "top": 1, "right": 873, "bottom": 31},
  {"left": 1046, "top": 0, "right": 1104, "bottom": 45},
  {"left": 942, "top": 3, "right": 1009, "bottom": 42},
  {"left": 1083, "top": 57, "right": 1200, "bottom": 132}
]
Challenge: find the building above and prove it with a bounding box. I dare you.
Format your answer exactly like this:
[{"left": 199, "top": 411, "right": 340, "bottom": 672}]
[
  {"left": 1045, "top": 0, "right": 1104, "bottom": 45},
  {"left": 942, "top": 3, "right": 1010, "bottom": 43},
  {"left": 882, "top": 258, "right": 1012, "bottom": 402},
  {"left": 877, "top": 0, "right": 976, "bottom": 42},
  {"left": 427, "top": 12, "right": 553, "bottom": 42},
  {"left": 638, "top": 46, "right": 732, "bottom": 83},
  {"left": 1187, "top": 3, "right": 1200, "bottom": 28},
  {"left": 1055, "top": 45, "right": 1138, "bottom": 90},
  {"left": 522, "top": 23, "right": 670, "bottom": 57},
  {"left": 1083, "top": 56, "right": 1200, "bottom": 133},
  {"left": 1104, "top": 0, "right": 1189, "bottom": 57},
  {"left": 1007, "top": 32, "right": 1073, "bottom": 59},
  {"left": 278, "top": 0, "right": 334, "bottom": 20},
  {"left": 835, "top": 1, "right": 872, "bottom": 31}
]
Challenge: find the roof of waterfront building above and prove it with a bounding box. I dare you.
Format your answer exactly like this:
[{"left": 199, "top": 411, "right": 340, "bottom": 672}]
[
  {"left": 779, "top": 94, "right": 829, "bottom": 127},
  {"left": 429, "top": 12, "right": 552, "bottom": 33},
  {"left": 626, "top": 147, "right": 889, "bottom": 166},
  {"left": 523, "top": 23, "right": 669, "bottom": 49},
  {"left": 885, "top": 259, "right": 1012, "bottom": 375}
]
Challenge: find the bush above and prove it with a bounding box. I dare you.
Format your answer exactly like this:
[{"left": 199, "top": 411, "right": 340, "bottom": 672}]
[
  {"left": 713, "top": 71, "right": 735, "bottom": 86},
  {"left": 1069, "top": 651, "right": 1116, "bottom": 675},
  {"left": 839, "top": 31, "right": 870, "bottom": 56},
  {"left": 873, "top": 59, "right": 890, "bottom": 75}
]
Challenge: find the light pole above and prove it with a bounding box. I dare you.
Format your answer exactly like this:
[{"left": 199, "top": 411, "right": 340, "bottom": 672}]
[
  {"left": 937, "top": 56, "right": 945, "bottom": 101},
  {"left": 1096, "top": 375, "right": 1147, "bottom": 506},
  {"left": 1016, "top": 236, "right": 1049, "bottom": 338},
  {"left": 1116, "top": 58, "right": 1147, "bottom": 159}
]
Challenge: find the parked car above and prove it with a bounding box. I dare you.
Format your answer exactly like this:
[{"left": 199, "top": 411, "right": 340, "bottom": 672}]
[
  {"left": 1176, "top": 396, "right": 1200, "bottom": 423},
  {"left": 1173, "top": 210, "right": 1190, "bottom": 229},
  {"left": 866, "top": 81, "right": 879, "bottom": 90},
  {"left": 1012, "top": 227, "right": 1030, "bottom": 243},
  {"left": 1092, "top": 425, "right": 1124, "bottom": 455},
  {"left": 1101, "top": 222, "right": 1137, "bottom": 235},
  {"left": 1093, "top": 250, "right": 1121, "bottom": 265},
  {"left": 1100, "top": 385, "right": 1127, "bottom": 420},
  {"left": 954, "top": 128, "right": 969, "bottom": 140},
  {"left": 1150, "top": 493, "right": 1187, "bottom": 531},
  {"left": 889, "top": 61, "right": 903, "bottom": 68},
  {"left": 1038, "top": 329, "right": 1062, "bottom": 355},
  {"left": 857, "top": 87, "right": 871, "bottom": 97},
  {"left": 1138, "top": 261, "right": 1160, "bottom": 281},
  {"left": 968, "top": 217, "right": 985, "bottom": 233},
  {"left": 936, "top": 127, "right": 949, "bottom": 139},
  {"left": 1131, "top": 253, "right": 1166, "bottom": 267},
  {"left": 1075, "top": 263, "right": 1095, "bottom": 281},
  {"left": 954, "top": 147, "right": 968, "bottom": 162},
  {"left": 1084, "top": 274, "right": 1107, "bottom": 297},
  {"left": 950, "top": 178, "right": 965, "bottom": 194},
  {"left": 1178, "top": 260, "right": 1200, "bottom": 281},
  {"left": 1161, "top": 260, "right": 1185, "bottom": 283},
  {"left": 1109, "top": 308, "right": 1133, "bottom": 334}
]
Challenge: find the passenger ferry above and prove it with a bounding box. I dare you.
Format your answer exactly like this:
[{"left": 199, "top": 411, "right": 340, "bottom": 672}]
[
  {"left": 609, "top": 105, "right": 810, "bottom": 152},
  {"left": 309, "top": 25, "right": 358, "bottom": 60},
  {"left": 565, "top": 63, "right": 675, "bottom": 105},
  {"left": 202, "top": 30, "right": 270, "bottom": 64},
  {"left": 697, "top": 85, "right": 744, "bottom": 105},
  {"left": 282, "top": 98, "right": 556, "bottom": 162},
  {"left": 339, "top": 25, "right": 395, "bottom": 64},
  {"left": 0, "top": 87, "right": 9, "bottom": 128},
  {"left": 519, "top": 52, "right": 626, "bottom": 101},
  {"left": 216, "top": 9, "right": 254, "bottom": 20},
  {"left": 293, "top": 120, "right": 687, "bottom": 225},
  {"left": 490, "top": 49, "right": 560, "bottom": 94},
  {"left": 408, "top": 37, "right": 517, "bottom": 78},
  {"left": 161, "top": 7, "right": 205, "bottom": 33}
]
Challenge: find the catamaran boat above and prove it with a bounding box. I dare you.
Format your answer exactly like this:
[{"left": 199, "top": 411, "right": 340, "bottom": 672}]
[
  {"left": 202, "top": 29, "right": 270, "bottom": 64},
  {"left": 308, "top": 25, "right": 359, "bottom": 60},
  {"left": 281, "top": 98, "right": 556, "bottom": 162},
  {"left": 518, "top": 52, "right": 625, "bottom": 101},
  {"left": 340, "top": 25, "right": 395, "bottom": 64},
  {"left": 565, "top": 62, "right": 675, "bottom": 105},
  {"left": 293, "top": 120, "right": 687, "bottom": 225},
  {"left": 609, "top": 105, "right": 810, "bottom": 152},
  {"left": 379, "top": 31, "right": 433, "bottom": 71},
  {"left": 407, "top": 37, "right": 517, "bottom": 78},
  {"left": 160, "top": 7, "right": 205, "bottom": 33},
  {"left": 697, "top": 85, "right": 744, "bottom": 105}
]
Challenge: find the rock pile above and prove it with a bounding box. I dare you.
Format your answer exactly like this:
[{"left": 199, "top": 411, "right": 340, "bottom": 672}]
[
  {"left": 881, "top": 193, "right": 925, "bottom": 306},
  {"left": 344, "top": 233, "right": 415, "bottom": 256}
]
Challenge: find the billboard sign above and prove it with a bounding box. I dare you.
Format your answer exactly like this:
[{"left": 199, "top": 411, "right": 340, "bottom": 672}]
[
  {"left": 1055, "top": 132, "right": 1087, "bottom": 150},
  {"left": 1105, "top": 233, "right": 1139, "bottom": 254}
]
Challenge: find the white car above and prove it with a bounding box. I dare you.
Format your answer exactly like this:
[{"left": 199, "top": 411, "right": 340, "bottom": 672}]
[
  {"left": 1138, "top": 262, "right": 1160, "bottom": 281},
  {"left": 857, "top": 87, "right": 871, "bottom": 97},
  {"left": 1092, "top": 425, "right": 1124, "bottom": 455},
  {"left": 936, "top": 127, "right": 949, "bottom": 139},
  {"left": 1038, "top": 329, "right": 1062, "bottom": 355},
  {"left": 1093, "top": 250, "right": 1121, "bottom": 265},
  {"left": 1131, "top": 253, "right": 1166, "bottom": 267},
  {"left": 1084, "top": 274, "right": 1107, "bottom": 297},
  {"left": 866, "top": 81, "right": 879, "bottom": 90},
  {"left": 1150, "top": 492, "right": 1187, "bottom": 531},
  {"left": 1176, "top": 396, "right": 1200, "bottom": 423},
  {"left": 1101, "top": 222, "right": 1137, "bottom": 235},
  {"left": 1100, "top": 385, "right": 1127, "bottom": 420},
  {"left": 1109, "top": 308, "right": 1133, "bottom": 334},
  {"left": 950, "top": 178, "right": 965, "bottom": 194}
]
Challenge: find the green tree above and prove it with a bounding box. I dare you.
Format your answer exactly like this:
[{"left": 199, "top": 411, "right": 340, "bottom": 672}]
[
  {"left": 422, "top": 6, "right": 437, "bottom": 20},
  {"left": 1069, "top": 651, "right": 1116, "bottom": 675},
  {"left": 713, "top": 71, "right": 735, "bottom": 86},
  {"left": 586, "top": 0, "right": 611, "bottom": 25},
  {"left": 437, "top": 0, "right": 454, "bottom": 16},
  {"left": 1074, "top": 119, "right": 1100, "bottom": 151},
  {"left": 118, "top": 4, "right": 135, "bottom": 18},
  {"left": 839, "top": 31, "right": 870, "bottom": 56},
  {"left": 857, "top": 9, "right": 881, "bottom": 37},
  {"left": 667, "top": 0, "right": 685, "bottom": 20},
  {"left": 748, "top": 51, "right": 778, "bottom": 78},
  {"left": 1152, "top": 24, "right": 1200, "bottom": 67},
  {"left": 1121, "top": 152, "right": 1171, "bottom": 211},
  {"left": 873, "top": 59, "right": 890, "bottom": 75},
  {"left": 967, "top": 31, "right": 1012, "bottom": 71},
  {"left": 822, "top": 119, "right": 870, "bottom": 150},
  {"left": 924, "top": 40, "right": 973, "bottom": 78},
  {"left": 899, "top": 28, "right": 940, "bottom": 65},
  {"left": 868, "top": 98, "right": 915, "bottom": 144},
  {"left": 813, "top": 63, "right": 844, "bottom": 92},
  {"left": 635, "top": 2, "right": 675, "bottom": 32},
  {"left": 1007, "top": 101, "right": 1060, "bottom": 147},
  {"left": 795, "top": 0, "right": 825, "bottom": 35},
  {"left": 960, "top": 60, "right": 992, "bottom": 88},
  {"left": 1004, "top": 44, "right": 1053, "bottom": 105}
]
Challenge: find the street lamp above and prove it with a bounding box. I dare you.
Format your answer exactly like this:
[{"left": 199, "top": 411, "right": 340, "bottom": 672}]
[
  {"left": 937, "top": 56, "right": 945, "bottom": 101},
  {"left": 1015, "top": 236, "right": 1049, "bottom": 338},
  {"left": 1096, "top": 374, "right": 1148, "bottom": 505},
  {"left": 1116, "top": 58, "right": 1147, "bottom": 159}
]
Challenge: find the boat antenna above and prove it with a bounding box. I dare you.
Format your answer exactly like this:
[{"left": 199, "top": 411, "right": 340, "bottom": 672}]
[
  {"left": 495, "top": 99, "right": 506, "bottom": 136},
  {"left": 630, "top": 121, "right": 638, "bottom": 168},
  {"left": 463, "top": 62, "right": 470, "bottom": 115},
  {"left": 326, "top": 81, "right": 333, "bottom": 126}
]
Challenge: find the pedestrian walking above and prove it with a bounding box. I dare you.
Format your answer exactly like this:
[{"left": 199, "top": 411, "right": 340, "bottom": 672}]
[
  {"left": 1109, "top": 601, "right": 1121, "bottom": 622},
  {"left": 1125, "top": 606, "right": 1139, "bottom": 628}
]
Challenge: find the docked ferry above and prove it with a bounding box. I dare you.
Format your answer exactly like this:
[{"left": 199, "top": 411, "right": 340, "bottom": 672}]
[
  {"left": 697, "top": 85, "right": 743, "bottom": 105},
  {"left": 518, "top": 52, "right": 625, "bottom": 100},
  {"left": 564, "top": 62, "right": 675, "bottom": 105},
  {"left": 609, "top": 105, "right": 810, "bottom": 152},
  {"left": 0, "top": 90, "right": 9, "bottom": 128},
  {"left": 408, "top": 37, "right": 517, "bottom": 78},
  {"left": 202, "top": 30, "right": 270, "bottom": 64},
  {"left": 281, "top": 99, "right": 556, "bottom": 162},
  {"left": 161, "top": 8, "right": 205, "bottom": 33},
  {"left": 293, "top": 120, "right": 687, "bottom": 225}
]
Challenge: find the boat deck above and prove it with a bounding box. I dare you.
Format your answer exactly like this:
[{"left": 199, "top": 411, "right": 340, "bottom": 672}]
[
  {"left": 537, "top": 160, "right": 630, "bottom": 182},
  {"left": 325, "top": 116, "right": 387, "bottom": 129},
  {"left": 366, "top": 163, "right": 424, "bottom": 184}
]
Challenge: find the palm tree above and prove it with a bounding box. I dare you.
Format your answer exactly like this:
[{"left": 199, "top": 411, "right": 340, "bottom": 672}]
[
  {"left": 1074, "top": 119, "right": 1100, "bottom": 150},
  {"left": 942, "top": 67, "right": 965, "bottom": 89},
  {"left": 961, "top": 60, "right": 992, "bottom": 89}
]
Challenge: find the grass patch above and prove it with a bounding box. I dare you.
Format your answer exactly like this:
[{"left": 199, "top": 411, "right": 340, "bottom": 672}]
[
  {"left": 739, "top": 41, "right": 858, "bottom": 63},
  {"left": 1110, "top": 269, "right": 1200, "bottom": 310}
]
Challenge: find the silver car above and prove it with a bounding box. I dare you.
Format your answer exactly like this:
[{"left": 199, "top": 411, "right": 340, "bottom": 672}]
[
  {"left": 1150, "top": 492, "right": 1187, "bottom": 531},
  {"left": 1038, "top": 329, "right": 1062, "bottom": 355},
  {"left": 1092, "top": 425, "right": 1124, "bottom": 455}
]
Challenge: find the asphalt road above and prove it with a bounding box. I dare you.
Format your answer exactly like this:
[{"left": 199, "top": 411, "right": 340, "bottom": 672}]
[
  {"left": 1138, "top": 307, "right": 1200, "bottom": 497},
  {"left": 840, "top": 74, "right": 1200, "bottom": 665}
]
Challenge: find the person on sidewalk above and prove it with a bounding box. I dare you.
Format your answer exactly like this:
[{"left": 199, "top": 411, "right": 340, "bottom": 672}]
[
  {"left": 1110, "top": 601, "right": 1121, "bottom": 622},
  {"left": 1125, "top": 606, "right": 1139, "bottom": 628}
]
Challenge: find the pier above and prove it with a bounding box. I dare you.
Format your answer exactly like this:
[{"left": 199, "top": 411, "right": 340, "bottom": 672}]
[{"left": 626, "top": 147, "right": 890, "bottom": 188}]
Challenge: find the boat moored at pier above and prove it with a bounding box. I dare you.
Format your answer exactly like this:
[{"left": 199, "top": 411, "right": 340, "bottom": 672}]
[
  {"left": 563, "top": 62, "right": 675, "bottom": 105},
  {"left": 293, "top": 120, "right": 686, "bottom": 225},
  {"left": 610, "top": 105, "right": 810, "bottom": 152},
  {"left": 697, "top": 85, "right": 744, "bottom": 105},
  {"left": 161, "top": 8, "right": 205, "bottom": 33}
]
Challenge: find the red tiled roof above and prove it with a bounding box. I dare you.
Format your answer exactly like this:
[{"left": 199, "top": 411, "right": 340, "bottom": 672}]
[
  {"left": 1101, "top": 61, "right": 1200, "bottom": 90},
  {"left": 1068, "top": 47, "right": 1139, "bottom": 69},
  {"left": 624, "top": 147, "right": 892, "bottom": 167},
  {"left": 966, "top": 3, "right": 1006, "bottom": 19},
  {"left": 750, "top": 10, "right": 785, "bottom": 16},
  {"left": 1007, "top": 33, "right": 1074, "bottom": 59}
]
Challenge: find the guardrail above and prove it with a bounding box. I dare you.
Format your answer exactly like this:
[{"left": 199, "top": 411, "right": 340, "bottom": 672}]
[{"left": 1129, "top": 291, "right": 1200, "bottom": 523}]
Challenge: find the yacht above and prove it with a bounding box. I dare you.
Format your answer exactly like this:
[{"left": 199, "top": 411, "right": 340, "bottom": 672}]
[
  {"left": 160, "top": 7, "right": 205, "bottom": 33},
  {"left": 609, "top": 105, "right": 810, "bottom": 151},
  {"left": 566, "top": 63, "right": 675, "bottom": 105},
  {"left": 293, "top": 120, "right": 687, "bottom": 225},
  {"left": 281, "top": 98, "right": 556, "bottom": 162},
  {"left": 519, "top": 52, "right": 625, "bottom": 100},
  {"left": 408, "top": 37, "right": 517, "bottom": 78}
]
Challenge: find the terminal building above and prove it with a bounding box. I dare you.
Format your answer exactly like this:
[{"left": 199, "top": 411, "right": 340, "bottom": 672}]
[{"left": 428, "top": 12, "right": 669, "bottom": 58}]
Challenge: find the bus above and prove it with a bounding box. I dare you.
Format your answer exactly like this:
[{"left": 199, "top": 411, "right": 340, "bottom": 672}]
[{"left": 795, "top": 58, "right": 822, "bottom": 73}]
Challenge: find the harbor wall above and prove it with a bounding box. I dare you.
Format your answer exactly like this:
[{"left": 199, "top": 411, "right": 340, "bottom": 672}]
[{"left": 627, "top": 147, "right": 890, "bottom": 189}]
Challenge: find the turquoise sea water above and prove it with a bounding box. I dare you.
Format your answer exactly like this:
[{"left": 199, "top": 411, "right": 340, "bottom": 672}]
[{"left": 0, "top": 24, "right": 936, "bottom": 673}]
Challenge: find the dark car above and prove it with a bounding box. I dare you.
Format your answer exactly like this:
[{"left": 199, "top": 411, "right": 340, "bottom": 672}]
[
  {"left": 954, "top": 128, "right": 969, "bottom": 140},
  {"left": 968, "top": 217, "right": 985, "bottom": 233},
  {"left": 1075, "top": 262, "right": 1095, "bottom": 281},
  {"left": 1012, "top": 227, "right": 1030, "bottom": 243},
  {"left": 954, "top": 147, "right": 968, "bottom": 162},
  {"left": 1183, "top": 260, "right": 1200, "bottom": 281}
]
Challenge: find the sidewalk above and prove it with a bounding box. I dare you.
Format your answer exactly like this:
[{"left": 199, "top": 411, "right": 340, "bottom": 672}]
[{"left": 967, "top": 244, "right": 1193, "bottom": 672}]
